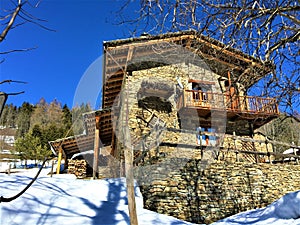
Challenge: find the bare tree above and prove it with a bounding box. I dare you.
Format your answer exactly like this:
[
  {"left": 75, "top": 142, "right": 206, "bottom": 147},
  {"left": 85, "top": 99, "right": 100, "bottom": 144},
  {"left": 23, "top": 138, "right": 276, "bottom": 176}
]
[
  {"left": 116, "top": 0, "right": 300, "bottom": 114},
  {"left": 0, "top": 0, "right": 54, "bottom": 59}
]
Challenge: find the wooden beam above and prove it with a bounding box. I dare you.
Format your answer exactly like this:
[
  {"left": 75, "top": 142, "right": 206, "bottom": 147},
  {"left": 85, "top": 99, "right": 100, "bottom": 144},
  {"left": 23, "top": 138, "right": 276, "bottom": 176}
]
[
  {"left": 105, "top": 34, "right": 193, "bottom": 51},
  {"left": 104, "top": 88, "right": 122, "bottom": 95},
  {"left": 93, "top": 117, "right": 100, "bottom": 179},
  {"left": 105, "top": 77, "right": 124, "bottom": 83},
  {"left": 195, "top": 37, "right": 261, "bottom": 66},
  {"left": 188, "top": 79, "right": 215, "bottom": 85},
  {"left": 125, "top": 145, "right": 138, "bottom": 225}
]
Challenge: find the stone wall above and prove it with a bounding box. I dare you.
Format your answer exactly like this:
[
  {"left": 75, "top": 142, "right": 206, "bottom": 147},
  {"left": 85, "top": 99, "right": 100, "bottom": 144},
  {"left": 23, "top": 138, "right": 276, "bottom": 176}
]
[
  {"left": 114, "top": 62, "right": 271, "bottom": 163},
  {"left": 137, "top": 160, "right": 300, "bottom": 224}
]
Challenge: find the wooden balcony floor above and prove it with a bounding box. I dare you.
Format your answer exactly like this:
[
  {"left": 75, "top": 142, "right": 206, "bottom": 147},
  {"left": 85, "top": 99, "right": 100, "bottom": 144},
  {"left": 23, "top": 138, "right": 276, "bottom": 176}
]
[{"left": 178, "top": 106, "right": 278, "bottom": 135}]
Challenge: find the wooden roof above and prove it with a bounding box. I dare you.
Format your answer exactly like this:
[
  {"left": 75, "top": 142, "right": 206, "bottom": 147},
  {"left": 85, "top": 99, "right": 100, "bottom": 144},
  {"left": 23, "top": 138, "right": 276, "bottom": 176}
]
[
  {"left": 102, "top": 30, "right": 273, "bottom": 109},
  {"left": 49, "top": 134, "right": 95, "bottom": 159},
  {"left": 49, "top": 109, "right": 113, "bottom": 159},
  {"left": 94, "top": 108, "right": 114, "bottom": 146}
]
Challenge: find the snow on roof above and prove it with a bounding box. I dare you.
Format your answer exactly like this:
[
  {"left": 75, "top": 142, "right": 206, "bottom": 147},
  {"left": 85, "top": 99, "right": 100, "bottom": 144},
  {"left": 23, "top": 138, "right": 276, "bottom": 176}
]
[{"left": 70, "top": 149, "right": 94, "bottom": 159}]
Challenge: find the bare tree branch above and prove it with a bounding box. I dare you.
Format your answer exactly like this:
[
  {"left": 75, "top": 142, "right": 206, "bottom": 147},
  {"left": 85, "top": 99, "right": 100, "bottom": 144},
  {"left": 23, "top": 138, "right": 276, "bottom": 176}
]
[
  {"left": 116, "top": 0, "right": 300, "bottom": 112},
  {"left": 0, "top": 0, "right": 24, "bottom": 42},
  {"left": 0, "top": 46, "right": 37, "bottom": 55}
]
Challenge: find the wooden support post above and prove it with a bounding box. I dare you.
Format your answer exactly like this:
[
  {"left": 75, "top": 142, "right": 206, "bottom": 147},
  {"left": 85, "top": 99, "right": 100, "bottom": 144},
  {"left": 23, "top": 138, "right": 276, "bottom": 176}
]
[
  {"left": 63, "top": 153, "right": 68, "bottom": 171},
  {"left": 56, "top": 146, "right": 63, "bottom": 174},
  {"left": 125, "top": 146, "right": 138, "bottom": 225},
  {"left": 122, "top": 51, "right": 138, "bottom": 225},
  {"left": 93, "top": 117, "right": 100, "bottom": 179}
]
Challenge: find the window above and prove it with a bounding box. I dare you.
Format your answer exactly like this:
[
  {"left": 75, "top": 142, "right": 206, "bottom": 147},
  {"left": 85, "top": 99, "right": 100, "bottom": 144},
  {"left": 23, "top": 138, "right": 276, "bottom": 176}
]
[{"left": 189, "top": 80, "right": 214, "bottom": 104}]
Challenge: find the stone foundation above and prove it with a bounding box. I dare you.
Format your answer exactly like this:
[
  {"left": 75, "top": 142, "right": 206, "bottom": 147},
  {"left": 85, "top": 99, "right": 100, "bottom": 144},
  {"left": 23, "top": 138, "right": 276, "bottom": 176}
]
[{"left": 137, "top": 160, "right": 300, "bottom": 224}]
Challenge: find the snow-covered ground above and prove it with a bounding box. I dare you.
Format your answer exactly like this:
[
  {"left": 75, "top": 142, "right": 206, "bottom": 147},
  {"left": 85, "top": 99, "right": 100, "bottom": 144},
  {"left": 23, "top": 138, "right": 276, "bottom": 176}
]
[
  {"left": 212, "top": 191, "right": 300, "bottom": 225},
  {"left": 0, "top": 168, "right": 299, "bottom": 225},
  {"left": 0, "top": 168, "right": 195, "bottom": 225}
]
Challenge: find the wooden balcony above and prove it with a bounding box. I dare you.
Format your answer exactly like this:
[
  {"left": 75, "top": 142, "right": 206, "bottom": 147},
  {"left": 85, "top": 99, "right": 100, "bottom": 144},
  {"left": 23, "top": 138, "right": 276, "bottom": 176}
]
[{"left": 177, "top": 90, "right": 279, "bottom": 133}]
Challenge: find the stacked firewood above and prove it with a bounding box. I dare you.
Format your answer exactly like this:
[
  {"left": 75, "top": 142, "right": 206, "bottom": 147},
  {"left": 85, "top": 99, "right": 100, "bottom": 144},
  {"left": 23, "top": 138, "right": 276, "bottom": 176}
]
[{"left": 68, "top": 159, "right": 87, "bottom": 179}]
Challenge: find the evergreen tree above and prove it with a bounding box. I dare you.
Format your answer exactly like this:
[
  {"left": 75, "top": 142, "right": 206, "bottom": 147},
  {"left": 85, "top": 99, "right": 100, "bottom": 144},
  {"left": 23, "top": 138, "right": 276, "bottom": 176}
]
[
  {"left": 15, "top": 131, "right": 51, "bottom": 164},
  {"left": 47, "top": 99, "right": 63, "bottom": 127},
  {"left": 6, "top": 99, "right": 94, "bottom": 162},
  {"left": 16, "top": 102, "right": 34, "bottom": 138},
  {"left": 30, "top": 98, "right": 48, "bottom": 129},
  {"left": 62, "top": 104, "right": 73, "bottom": 136},
  {"left": 0, "top": 104, "right": 9, "bottom": 127},
  {"left": 5, "top": 104, "right": 17, "bottom": 128}
]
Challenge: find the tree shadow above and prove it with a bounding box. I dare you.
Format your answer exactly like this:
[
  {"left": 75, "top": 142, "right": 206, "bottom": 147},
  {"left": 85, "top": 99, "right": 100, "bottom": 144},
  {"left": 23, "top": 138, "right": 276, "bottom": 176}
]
[
  {"left": 88, "top": 179, "right": 130, "bottom": 225},
  {"left": 1, "top": 175, "right": 140, "bottom": 225}
]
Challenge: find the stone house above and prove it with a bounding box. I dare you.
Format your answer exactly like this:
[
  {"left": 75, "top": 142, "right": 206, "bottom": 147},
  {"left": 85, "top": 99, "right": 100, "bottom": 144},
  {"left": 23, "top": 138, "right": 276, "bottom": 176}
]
[
  {"left": 99, "top": 30, "right": 279, "bottom": 166},
  {"left": 48, "top": 30, "right": 290, "bottom": 223},
  {"left": 50, "top": 30, "right": 279, "bottom": 175}
]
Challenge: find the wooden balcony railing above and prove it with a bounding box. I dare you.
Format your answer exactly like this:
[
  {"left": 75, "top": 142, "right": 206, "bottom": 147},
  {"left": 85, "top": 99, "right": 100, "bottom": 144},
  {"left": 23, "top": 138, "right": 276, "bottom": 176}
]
[{"left": 177, "top": 90, "right": 279, "bottom": 115}]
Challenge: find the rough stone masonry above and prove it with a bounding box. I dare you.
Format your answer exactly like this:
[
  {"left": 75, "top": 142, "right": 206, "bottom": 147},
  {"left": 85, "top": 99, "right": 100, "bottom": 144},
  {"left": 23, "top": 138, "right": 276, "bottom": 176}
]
[{"left": 137, "top": 160, "right": 300, "bottom": 224}]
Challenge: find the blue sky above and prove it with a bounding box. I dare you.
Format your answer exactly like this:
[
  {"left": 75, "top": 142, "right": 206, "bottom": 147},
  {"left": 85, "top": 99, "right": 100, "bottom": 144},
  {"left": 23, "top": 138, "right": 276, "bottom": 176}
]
[{"left": 0, "top": 0, "right": 134, "bottom": 108}]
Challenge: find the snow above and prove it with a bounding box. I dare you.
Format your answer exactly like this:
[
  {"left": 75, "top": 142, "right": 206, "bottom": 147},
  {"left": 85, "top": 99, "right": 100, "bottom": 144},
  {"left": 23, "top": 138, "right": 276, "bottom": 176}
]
[
  {"left": 212, "top": 191, "right": 300, "bottom": 225},
  {"left": 1, "top": 168, "right": 300, "bottom": 225},
  {"left": 0, "top": 168, "right": 195, "bottom": 225},
  {"left": 283, "top": 148, "right": 298, "bottom": 155}
]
